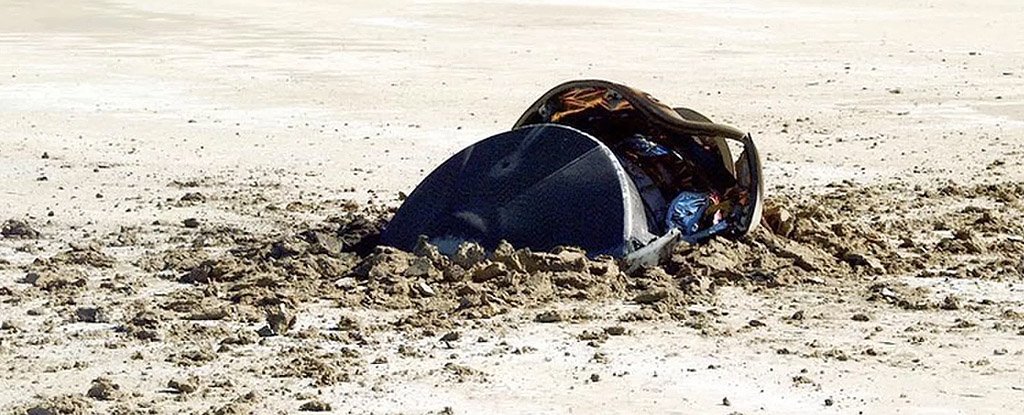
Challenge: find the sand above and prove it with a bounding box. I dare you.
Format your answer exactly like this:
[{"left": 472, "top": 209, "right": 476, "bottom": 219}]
[{"left": 2, "top": 0, "right": 1024, "bottom": 413}]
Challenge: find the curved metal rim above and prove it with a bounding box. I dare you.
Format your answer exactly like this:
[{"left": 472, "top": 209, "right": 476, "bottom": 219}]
[{"left": 513, "top": 79, "right": 748, "bottom": 139}]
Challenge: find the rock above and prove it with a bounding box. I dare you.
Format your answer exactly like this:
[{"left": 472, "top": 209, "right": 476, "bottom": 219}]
[
  {"left": 183, "top": 218, "right": 201, "bottom": 228},
  {"left": 299, "top": 399, "right": 332, "bottom": 412},
  {"left": 604, "top": 326, "right": 626, "bottom": 336},
  {"left": 413, "top": 235, "right": 448, "bottom": 265},
  {"left": 589, "top": 373, "right": 601, "bottom": 382},
  {"left": 748, "top": 319, "right": 766, "bottom": 327},
  {"left": 453, "top": 242, "right": 486, "bottom": 269},
  {"left": 851, "top": 313, "right": 870, "bottom": 322},
  {"left": 492, "top": 241, "right": 529, "bottom": 272},
  {"left": 470, "top": 262, "right": 507, "bottom": 283},
  {"left": 2, "top": 219, "right": 41, "bottom": 239},
  {"left": 442, "top": 264, "right": 468, "bottom": 283},
  {"left": 440, "top": 331, "right": 460, "bottom": 342},
  {"left": 493, "top": 240, "right": 518, "bottom": 262},
  {"left": 86, "top": 377, "right": 122, "bottom": 401},
  {"left": 633, "top": 288, "right": 670, "bottom": 304}
]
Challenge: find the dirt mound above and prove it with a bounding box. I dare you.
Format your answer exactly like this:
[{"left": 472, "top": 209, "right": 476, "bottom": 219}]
[
  {"left": 5, "top": 178, "right": 1024, "bottom": 412},
  {"left": 346, "top": 243, "right": 628, "bottom": 319},
  {"left": 128, "top": 180, "right": 1024, "bottom": 337},
  {"left": 777, "top": 181, "right": 1024, "bottom": 281}
]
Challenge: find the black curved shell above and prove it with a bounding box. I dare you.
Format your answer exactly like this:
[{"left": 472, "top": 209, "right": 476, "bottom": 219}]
[{"left": 381, "top": 124, "right": 653, "bottom": 257}]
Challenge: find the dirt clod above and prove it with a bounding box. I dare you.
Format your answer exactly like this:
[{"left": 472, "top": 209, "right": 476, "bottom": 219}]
[
  {"left": 535, "top": 310, "right": 565, "bottom": 323},
  {"left": 75, "top": 307, "right": 109, "bottom": 323},
  {"left": 168, "top": 376, "right": 200, "bottom": 394},
  {"left": 260, "top": 304, "right": 296, "bottom": 336},
  {"left": 633, "top": 288, "right": 670, "bottom": 304},
  {"left": 22, "top": 270, "right": 87, "bottom": 292},
  {"left": 299, "top": 399, "right": 333, "bottom": 412},
  {"left": 2, "top": 219, "right": 41, "bottom": 239},
  {"left": 86, "top": 377, "right": 122, "bottom": 401}
]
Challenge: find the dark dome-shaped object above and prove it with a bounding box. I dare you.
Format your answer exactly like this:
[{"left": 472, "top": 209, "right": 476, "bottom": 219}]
[
  {"left": 381, "top": 124, "right": 654, "bottom": 257},
  {"left": 381, "top": 79, "right": 763, "bottom": 261}
]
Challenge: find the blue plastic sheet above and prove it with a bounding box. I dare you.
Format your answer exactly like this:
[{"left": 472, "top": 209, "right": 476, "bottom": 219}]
[{"left": 665, "top": 191, "right": 729, "bottom": 243}]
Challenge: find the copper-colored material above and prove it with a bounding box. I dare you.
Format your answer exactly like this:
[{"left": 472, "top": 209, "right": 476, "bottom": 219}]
[
  {"left": 513, "top": 79, "right": 763, "bottom": 238},
  {"left": 528, "top": 84, "right": 735, "bottom": 198}
]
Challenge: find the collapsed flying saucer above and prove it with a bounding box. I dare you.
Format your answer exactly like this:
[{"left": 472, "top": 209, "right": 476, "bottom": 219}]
[{"left": 381, "top": 80, "right": 763, "bottom": 265}]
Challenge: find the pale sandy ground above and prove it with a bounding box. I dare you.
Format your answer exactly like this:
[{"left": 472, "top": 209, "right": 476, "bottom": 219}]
[{"left": 2, "top": 0, "right": 1024, "bottom": 414}]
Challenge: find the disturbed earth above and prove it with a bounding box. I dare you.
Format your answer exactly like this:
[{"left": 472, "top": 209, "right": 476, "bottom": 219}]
[
  {"left": 3, "top": 0, "right": 1024, "bottom": 413},
  {"left": 3, "top": 179, "right": 1024, "bottom": 413}
]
